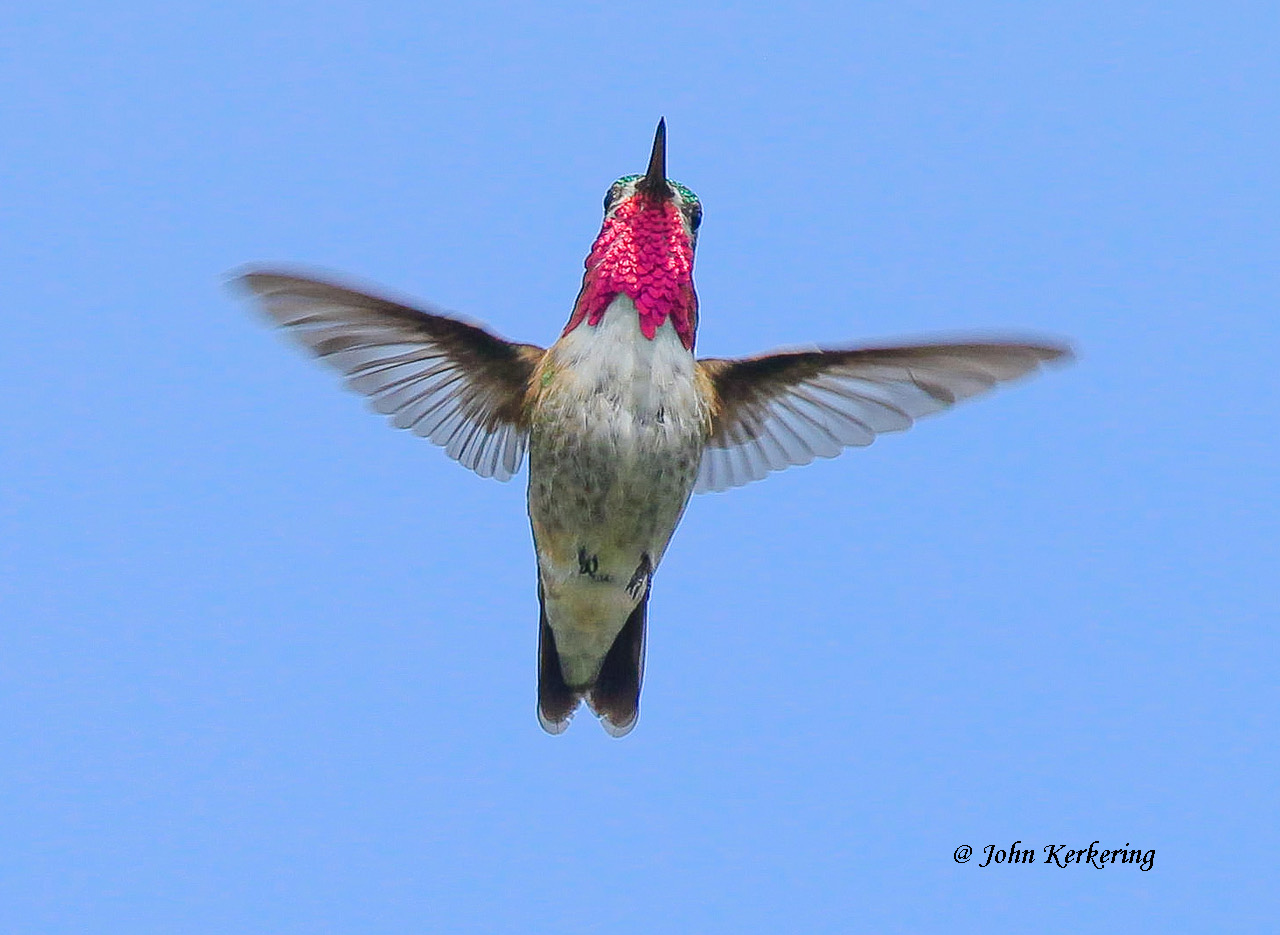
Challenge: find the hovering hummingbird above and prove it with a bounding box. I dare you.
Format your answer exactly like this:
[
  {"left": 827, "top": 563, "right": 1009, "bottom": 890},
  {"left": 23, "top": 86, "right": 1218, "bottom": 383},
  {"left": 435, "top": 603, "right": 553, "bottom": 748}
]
[{"left": 235, "top": 119, "right": 1069, "bottom": 737}]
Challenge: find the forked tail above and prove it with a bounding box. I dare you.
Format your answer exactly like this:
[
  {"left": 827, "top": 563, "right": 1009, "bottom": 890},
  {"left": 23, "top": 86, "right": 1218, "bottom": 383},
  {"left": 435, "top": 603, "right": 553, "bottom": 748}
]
[{"left": 537, "top": 580, "right": 648, "bottom": 737}]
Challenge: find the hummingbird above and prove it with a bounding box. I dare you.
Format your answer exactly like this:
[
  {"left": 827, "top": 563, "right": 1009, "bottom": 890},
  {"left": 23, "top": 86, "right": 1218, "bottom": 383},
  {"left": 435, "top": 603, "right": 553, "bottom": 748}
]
[{"left": 235, "top": 119, "right": 1069, "bottom": 737}]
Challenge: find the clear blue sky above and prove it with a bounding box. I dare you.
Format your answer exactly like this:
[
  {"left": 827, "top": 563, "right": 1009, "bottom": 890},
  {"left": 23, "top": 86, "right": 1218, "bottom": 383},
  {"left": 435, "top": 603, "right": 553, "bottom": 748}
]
[{"left": 2, "top": 3, "right": 1275, "bottom": 932}]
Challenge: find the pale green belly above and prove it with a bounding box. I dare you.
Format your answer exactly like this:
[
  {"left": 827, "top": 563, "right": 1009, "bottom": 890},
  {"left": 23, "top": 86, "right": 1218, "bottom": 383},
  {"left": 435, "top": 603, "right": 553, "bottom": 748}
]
[
  {"left": 527, "top": 397, "right": 702, "bottom": 686},
  {"left": 528, "top": 295, "right": 709, "bottom": 686}
]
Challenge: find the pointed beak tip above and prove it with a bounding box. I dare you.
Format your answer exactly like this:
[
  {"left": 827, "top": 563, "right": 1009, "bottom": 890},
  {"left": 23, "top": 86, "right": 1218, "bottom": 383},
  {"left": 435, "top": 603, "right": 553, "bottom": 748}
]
[{"left": 639, "top": 118, "right": 672, "bottom": 201}]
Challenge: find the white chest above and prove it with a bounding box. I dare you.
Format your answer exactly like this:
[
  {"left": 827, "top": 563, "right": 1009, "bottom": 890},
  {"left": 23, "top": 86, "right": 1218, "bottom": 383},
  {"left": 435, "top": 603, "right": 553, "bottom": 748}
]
[{"left": 545, "top": 294, "right": 705, "bottom": 439}]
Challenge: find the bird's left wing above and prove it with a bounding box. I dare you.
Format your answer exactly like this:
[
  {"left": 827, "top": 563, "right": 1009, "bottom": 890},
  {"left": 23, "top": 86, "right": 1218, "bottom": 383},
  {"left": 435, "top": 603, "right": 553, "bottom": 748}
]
[
  {"left": 235, "top": 270, "right": 544, "bottom": 481},
  {"left": 695, "top": 341, "right": 1070, "bottom": 493}
]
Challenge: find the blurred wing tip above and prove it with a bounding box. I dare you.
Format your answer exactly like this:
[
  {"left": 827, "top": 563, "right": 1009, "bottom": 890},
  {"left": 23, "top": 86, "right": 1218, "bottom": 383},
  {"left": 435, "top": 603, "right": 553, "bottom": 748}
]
[
  {"left": 958, "top": 337, "right": 1076, "bottom": 367},
  {"left": 225, "top": 264, "right": 319, "bottom": 295},
  {"left": 1036, "top": 341, "right": 1076, "bottom": 365}
]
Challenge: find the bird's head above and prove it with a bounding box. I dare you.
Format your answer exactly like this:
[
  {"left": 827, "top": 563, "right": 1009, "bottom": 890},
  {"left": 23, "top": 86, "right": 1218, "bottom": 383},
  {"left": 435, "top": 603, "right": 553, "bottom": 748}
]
[{"left": 563, "top": 119, "right": 702, "bottom": 349}]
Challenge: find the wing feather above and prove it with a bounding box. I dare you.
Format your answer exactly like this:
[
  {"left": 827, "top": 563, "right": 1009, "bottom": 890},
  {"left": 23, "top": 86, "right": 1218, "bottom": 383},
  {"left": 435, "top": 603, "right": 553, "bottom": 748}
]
[
  {"left": 235, "top": 270, "right": 542, "bottom": 481},
  {"left": 696, "top": 342, "right": 1070, "bottom": 493}
]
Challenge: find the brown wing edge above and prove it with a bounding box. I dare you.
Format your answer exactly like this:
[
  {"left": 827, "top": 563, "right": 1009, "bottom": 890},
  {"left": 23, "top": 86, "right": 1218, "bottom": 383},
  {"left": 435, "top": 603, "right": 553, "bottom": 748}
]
[
  {"left": 698, "top": 340, "right": 1074, "bottom": 441},
  {"left": 231, "top": 266, "right": 545, "bottom": 434}
]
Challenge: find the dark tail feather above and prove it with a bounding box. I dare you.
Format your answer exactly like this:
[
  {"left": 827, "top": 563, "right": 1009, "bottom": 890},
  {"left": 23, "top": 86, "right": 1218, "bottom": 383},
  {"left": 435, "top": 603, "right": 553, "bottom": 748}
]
[
  {"left": 537, "top": 581, "right": 579, "bottom": 734},
  {"left": 587, "top": 589, "right": 648, "bottom": 737}
]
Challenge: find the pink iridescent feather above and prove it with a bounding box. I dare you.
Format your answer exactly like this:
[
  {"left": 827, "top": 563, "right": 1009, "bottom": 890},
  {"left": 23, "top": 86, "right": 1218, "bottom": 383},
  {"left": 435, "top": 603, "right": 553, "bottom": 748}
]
[{"left": 562, "top": 196, "right": 699, "bottom": 349}]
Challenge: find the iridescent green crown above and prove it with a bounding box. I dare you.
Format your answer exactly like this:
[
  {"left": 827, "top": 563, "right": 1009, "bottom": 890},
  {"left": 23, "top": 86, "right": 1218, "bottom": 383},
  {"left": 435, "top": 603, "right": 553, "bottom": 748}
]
[{"left": 611, "top": 175, "right": 699, "bottom": 204}]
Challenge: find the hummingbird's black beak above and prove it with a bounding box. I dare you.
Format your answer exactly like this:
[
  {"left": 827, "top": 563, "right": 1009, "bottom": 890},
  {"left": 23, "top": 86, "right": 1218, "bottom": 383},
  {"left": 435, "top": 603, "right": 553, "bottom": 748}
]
[{"left": 637, "top": 118, "right": 673, "bottom": 201}]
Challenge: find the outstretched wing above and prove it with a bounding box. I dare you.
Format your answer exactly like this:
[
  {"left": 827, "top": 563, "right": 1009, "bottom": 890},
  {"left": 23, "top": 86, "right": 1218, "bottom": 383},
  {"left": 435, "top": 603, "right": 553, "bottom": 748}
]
[
  {"left": 235, "top": 270, "right": 544, "bottom": 481},
  {"left": 695, "top": 342, "right": 1070, "bottom": 493}
]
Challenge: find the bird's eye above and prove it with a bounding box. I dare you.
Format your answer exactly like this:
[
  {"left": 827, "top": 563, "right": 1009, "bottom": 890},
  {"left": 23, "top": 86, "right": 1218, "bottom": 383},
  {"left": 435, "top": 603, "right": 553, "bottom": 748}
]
[
  {"left": 689, "top": 203, "right": 703, "bottom": 231},
  {"left": 604, "top": 186, "right": 618, "bottom": 212}
]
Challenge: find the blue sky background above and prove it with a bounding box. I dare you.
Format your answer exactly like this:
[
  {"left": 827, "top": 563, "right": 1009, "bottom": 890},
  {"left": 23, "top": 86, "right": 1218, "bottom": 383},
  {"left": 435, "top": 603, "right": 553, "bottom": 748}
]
[{"left": 2, "top": 2, "right": 1276, "bottom": 931}]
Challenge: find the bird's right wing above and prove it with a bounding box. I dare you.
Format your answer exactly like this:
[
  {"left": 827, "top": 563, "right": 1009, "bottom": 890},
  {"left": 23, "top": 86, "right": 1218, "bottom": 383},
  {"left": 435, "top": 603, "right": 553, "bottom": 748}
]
[
  {"left": 235, "top": 270, "right": 544, "bottom": 481},
  {"left": 695, "top": 341, "right": 1070, "bottom": 493}
]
